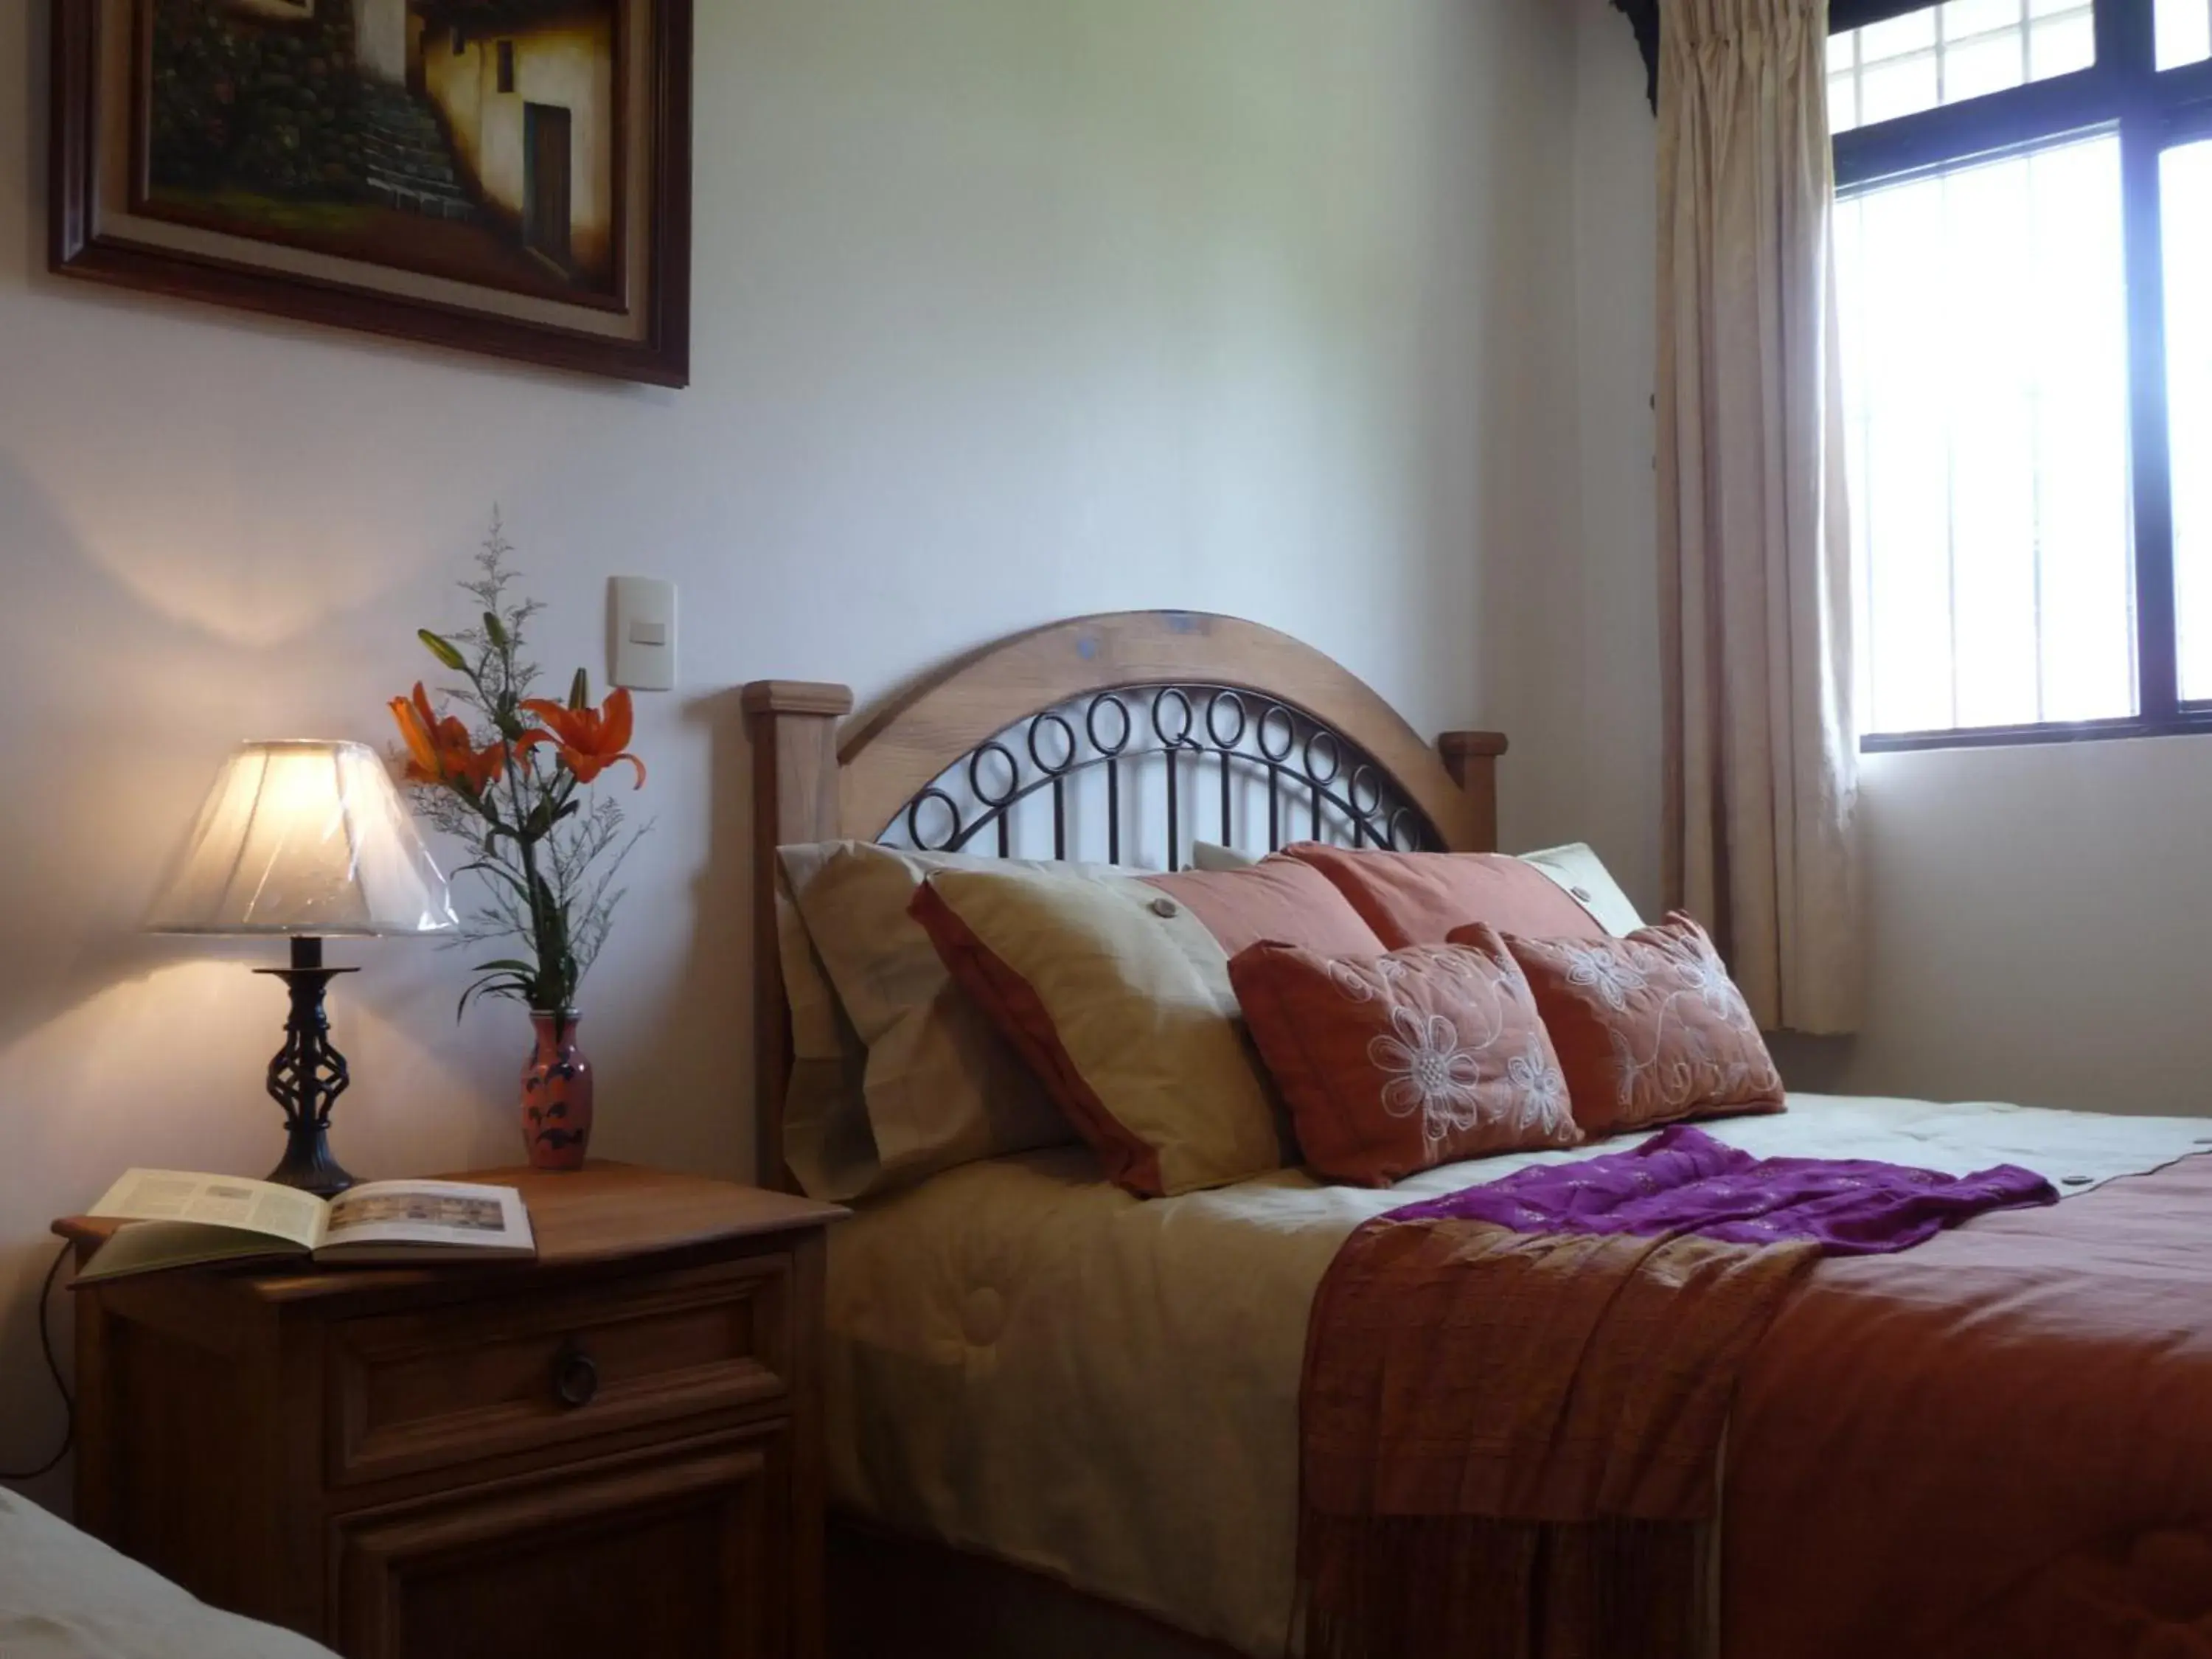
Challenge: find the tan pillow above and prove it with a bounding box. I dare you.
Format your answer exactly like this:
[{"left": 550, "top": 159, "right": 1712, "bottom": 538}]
[
  {"left": 772, "top": 845, "right": 874, "bottom": 1198},
  {"left": 1516, "top": 842, "right": 1646, "bottom": 938},
  {"left": 1190, "top": 841, "right": 1260, "bottom": 872},
  {"left": 911, "top": 866, "right": 1283, "bottom": 1197},
  {"left": 776, "top": 843, "right": 1082, "bottom": 1199}
]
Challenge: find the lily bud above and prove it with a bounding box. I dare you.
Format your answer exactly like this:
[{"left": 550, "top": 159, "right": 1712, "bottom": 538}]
[{"left": 419, "top": 629, "right": 467, "bottom": 671}]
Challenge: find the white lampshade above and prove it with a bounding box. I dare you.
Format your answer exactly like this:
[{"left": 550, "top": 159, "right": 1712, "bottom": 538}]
[{"left": 145, "top": 740, "right": 458, "bottom": 937}]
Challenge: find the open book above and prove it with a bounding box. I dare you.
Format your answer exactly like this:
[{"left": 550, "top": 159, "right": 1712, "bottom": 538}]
[{"left": 78, "top": 1169, "right": 537, "bottom": 1283}]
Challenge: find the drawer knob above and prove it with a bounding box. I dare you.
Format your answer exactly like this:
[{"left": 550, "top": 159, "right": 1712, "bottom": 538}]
[{"left": 552, "top": 1340, "right": 599, "bottom": 1409}]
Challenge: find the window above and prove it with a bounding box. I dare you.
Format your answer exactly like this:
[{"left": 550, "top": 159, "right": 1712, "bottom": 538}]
[
  {"left": 2157, "top": 0, "right": 2212, "bottom": 66},
  {"left": 498, "top": 40, "right": 517, "bottom": 94},
  {"left": 1833, "top": 0, "right": 2212, "bottom": 747},
  {"left": 1839, "top": 136, "right": 2135, "bottom": 731},
  {"left": 1829, "top": 0, "right": 2096, "bottom": 134},
  {"left": 2168, "top": 136, "right": 2212, "bottom": 692}
]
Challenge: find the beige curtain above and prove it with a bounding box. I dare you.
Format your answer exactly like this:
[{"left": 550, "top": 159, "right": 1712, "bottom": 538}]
[{"left": 1657, "top": 0, "right": 1862, "bottom": 1034}]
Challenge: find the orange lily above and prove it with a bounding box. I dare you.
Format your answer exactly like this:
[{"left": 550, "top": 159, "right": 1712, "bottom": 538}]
[
  {"left": 389, "top": 683, "right": 506, "bottom": 795},
  {"left": 519, "top": 687, "right": 647, "bottom": 787}
]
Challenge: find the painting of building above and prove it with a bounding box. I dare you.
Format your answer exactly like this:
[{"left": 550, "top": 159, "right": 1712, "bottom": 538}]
[
  {"left": 140, "top": 0, "right": 620, "bottom": 302},
  {"left": 414, "top": 2, "right": 619, "bottom": 288}
]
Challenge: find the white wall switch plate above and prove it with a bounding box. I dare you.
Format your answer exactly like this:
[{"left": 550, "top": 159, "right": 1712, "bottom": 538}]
[{"left": 610, "top": 577, "right": 677, "bottom": 692}]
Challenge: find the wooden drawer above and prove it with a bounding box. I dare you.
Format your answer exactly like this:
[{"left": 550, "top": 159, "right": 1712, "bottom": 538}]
[
  {"left": 328, "top": 1256, "right": 792, "bottom": 1487},
  {"left": 333, "top": 1427, "right": 784, "bottom": 1659}
]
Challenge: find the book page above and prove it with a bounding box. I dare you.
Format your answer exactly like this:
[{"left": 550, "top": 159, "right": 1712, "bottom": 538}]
[
  {"left": 75, "top": 1220, "right": 301, "bottom": 1284},
  {"left": 88, "top": 1169, "right": 326, "bottom": 1251},
  {"left": 319, "top": 1180, "right": 533, "bottom": 1254}
]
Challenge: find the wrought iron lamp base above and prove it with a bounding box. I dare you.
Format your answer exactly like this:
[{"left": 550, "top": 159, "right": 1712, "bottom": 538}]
[{"left": 254, "top": 936, "right": 358, "bottom": 1197}]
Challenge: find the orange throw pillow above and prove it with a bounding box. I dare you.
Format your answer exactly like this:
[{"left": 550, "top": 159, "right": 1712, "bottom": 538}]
[
  {"left": 1475, "top": 913, "right": 1785, "bottom": 1138},
  {"left": 1284, "top": 844, "right": 1608, "bottom": 950},
  {"left": 1229, "top": 927, "right": 1582, "bottom": 1187}
]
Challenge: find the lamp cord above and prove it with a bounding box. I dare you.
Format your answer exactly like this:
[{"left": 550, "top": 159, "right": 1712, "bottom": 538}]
[{"left": 1, "top": 1243, "right": 75, "bottom": 1484}]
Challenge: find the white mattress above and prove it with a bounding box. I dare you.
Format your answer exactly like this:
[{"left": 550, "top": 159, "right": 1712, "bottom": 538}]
[
  {"left": 0, "top": 1488, "right": 335, "bottom": 1659},
  {"left": 824, "top": 1093, "right": 2212, "bottom": 1658}
]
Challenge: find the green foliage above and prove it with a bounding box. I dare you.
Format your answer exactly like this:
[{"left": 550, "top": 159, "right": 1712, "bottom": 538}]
[{"left": 403, "top": 512, "right": 650, "bottom": 1019}]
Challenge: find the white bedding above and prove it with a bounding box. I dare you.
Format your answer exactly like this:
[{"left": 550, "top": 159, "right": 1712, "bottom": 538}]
[
  {"left": 0, "top": 1489, "right": 333, "bottom": 1659},
  {"left": 825, "top": 1093, "right": 2212, "bottom": 1658}
]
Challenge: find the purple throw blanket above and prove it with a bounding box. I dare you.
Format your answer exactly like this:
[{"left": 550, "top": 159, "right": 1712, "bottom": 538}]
[{"left": 1390, "top": 1122, "right": 2058, "bottom": 1255}]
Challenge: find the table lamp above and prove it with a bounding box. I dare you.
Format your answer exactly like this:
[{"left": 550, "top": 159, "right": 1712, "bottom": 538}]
[{"left": 145, "top": 740, "right": 458, "bottom": 1195}]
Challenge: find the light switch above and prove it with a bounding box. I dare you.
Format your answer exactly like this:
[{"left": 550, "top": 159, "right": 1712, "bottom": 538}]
[{"left": 610, "top": 577, "right": 676, "bottom": 692}]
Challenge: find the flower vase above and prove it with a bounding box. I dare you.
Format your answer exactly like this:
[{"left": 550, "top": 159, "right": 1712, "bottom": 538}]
[{"left": 521, "top": 1010, "right": 594, "bottom": 1169}]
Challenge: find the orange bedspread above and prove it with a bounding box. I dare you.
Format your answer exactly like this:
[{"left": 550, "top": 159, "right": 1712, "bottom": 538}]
[
  {"left": 1725, "top": 1152, "right": 2212, "bottom": 1658},
  {"left": 1298, "top": 1218, "right": 1815, "bottom": 1659}
]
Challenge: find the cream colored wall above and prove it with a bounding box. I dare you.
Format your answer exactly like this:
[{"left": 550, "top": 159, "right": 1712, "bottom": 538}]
[
  {"left": 512, "top": 22, "right": 616, "bottom": 272},
  {"left": 425, "top": 19, "right": 618, "bottom": 272},
  {"left": 1540, "top": 0, "right": 2212, "bottom": 1118},
  {"left": 1488, "top": 0, "right": 1658, "bottom": 899},
  {"left": 0, "top": 0, "right": 1582, "bottom": 1510},
  {"left": 422, "top": 32, "right": 487, "bottom": 198}
]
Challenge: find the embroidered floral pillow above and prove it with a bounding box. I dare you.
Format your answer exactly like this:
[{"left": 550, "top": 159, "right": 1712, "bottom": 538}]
[
  {"left": 1475, "top": 913, "right": 1785, "bottom": 1138},
  {"left": 1227, "top": 928, "right": 1582, "bottom": 1187}
]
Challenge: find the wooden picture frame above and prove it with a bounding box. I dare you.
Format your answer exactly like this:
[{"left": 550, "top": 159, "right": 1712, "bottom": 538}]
[{"left": 49, "top": 0, "right": 693, "bottom": 387}]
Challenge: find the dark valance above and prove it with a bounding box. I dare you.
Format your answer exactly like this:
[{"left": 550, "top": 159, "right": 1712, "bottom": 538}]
[
  {"left": 1610, "top": 0, "right": 1660, "bottom": 109},
  {"left": 1615, "top": 0, "right": 1910, "bottom": 109}
]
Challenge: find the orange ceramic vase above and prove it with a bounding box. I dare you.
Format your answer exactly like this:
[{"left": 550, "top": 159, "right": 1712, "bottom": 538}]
[{"left": 521, "top": 1010, "right": 593, "bottom": 1169}]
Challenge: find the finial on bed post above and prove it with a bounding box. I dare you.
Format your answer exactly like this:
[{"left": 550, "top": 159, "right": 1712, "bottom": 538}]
[
  {"left": 1436, "top": 731, "right": 1508, "bottom": 853},
  {"left": 742, "top": 680, "right": 855, "bottom": 1193}
]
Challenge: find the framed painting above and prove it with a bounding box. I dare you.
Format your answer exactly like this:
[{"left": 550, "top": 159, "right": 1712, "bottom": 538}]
[{"left": 50, "top": 0, "right": 692, "bottom": 386}]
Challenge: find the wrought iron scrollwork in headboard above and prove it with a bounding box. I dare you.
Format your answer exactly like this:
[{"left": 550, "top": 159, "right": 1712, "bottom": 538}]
[{"left": 877, "top": 683, "right": 1447, "bottom": 869}]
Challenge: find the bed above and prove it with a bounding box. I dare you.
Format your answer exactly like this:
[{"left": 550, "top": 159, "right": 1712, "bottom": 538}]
[
  {"left": 0, "top": 1486, "right": 336, "bottom": 1658},
  {"left": 744, "top": 610, "right": 2212, "bottom": 1659}
]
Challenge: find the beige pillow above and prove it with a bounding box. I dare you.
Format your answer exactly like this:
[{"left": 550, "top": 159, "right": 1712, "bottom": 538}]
[
  {"left": 775, "top": 843, "right": 1082, "bottom": 1200},
  {"left": 911, "top": 866, "right": 1282, "bottom": 1197},
  {"left": 1190, "top": 841, "right": 1260, "bottom": 872},
  {"left": 1516, "top": 842, "right": 1646, "bottom": 938},
  {"left": 772, "top": 846, "right": 875, "bottom": 1198}
]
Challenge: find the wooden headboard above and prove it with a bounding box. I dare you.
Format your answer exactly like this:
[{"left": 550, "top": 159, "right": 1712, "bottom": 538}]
[{"left": 740, "top": 610, "right": 1508, "bottom": 1191}]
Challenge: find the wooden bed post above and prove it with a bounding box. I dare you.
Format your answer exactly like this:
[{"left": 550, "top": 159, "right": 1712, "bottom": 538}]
[
  {"left": 743, "top": 680, "right": 854, "bottom": 1192},
  {"left": 1436, "top": 731, "right": 1508, "bottom": 853}
]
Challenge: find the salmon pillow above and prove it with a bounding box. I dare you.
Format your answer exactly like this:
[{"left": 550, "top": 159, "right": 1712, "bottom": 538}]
[
  {"left": 1284, "top": 844, "right": 1608, "bottom": 950},
  {"left": 1143, "top": 854, "right": 1387, "bottom": 959},
  {"left": 1475, "top": 913, "right": 1785, "bottom": 1138},
  {"left": 1229, "top": 927, "right": 1581, "bottom": 1187}
]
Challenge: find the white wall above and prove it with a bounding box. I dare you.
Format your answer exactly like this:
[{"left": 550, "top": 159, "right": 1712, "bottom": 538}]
[
  {"left": 1555, "top": 0, "right": 2212, "bottom": 1118},
  {"left": 1841, "top": 741, "right": 2212, "bottom": 1110},
  {"left": 1499, "top": 0, "right": 1660, "bottom": 900},
  {"left": 0, "top": 0, "right": 1582, "bottom": 1507}
]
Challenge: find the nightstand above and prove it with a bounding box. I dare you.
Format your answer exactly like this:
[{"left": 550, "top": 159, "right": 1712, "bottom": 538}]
[{"left": 55, "top": 1162, "right": 843, "bottom": 1659}]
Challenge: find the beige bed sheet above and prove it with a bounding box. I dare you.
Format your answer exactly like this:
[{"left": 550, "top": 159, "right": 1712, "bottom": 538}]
[
  {"left": 824, "top": 1093, "right": 2212, "bottom": 1658},
  {"left": 0, "top": 1488, "right": 335, "bottom": 1658}
]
